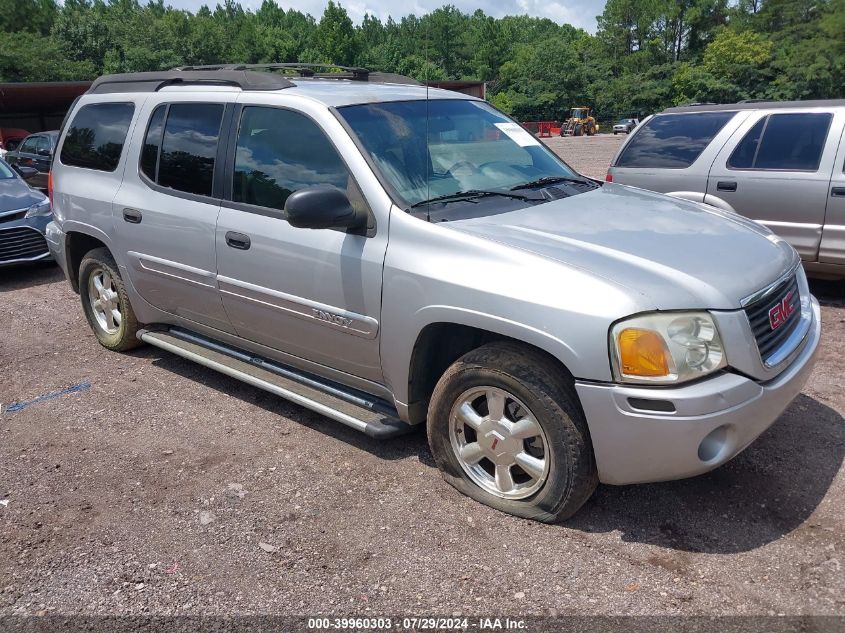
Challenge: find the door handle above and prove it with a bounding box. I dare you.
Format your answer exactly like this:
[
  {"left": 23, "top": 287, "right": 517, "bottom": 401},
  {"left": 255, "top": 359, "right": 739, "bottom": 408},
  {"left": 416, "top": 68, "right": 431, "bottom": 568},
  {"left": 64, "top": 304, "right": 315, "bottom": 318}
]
[
  {"left": 225, "top": 231, "right": 251, "bottom": 250},
  {"left": 716, "top": 181, "right": 737, "bottom": 192},
  {"left": 122, "top": 208, "right": 142, "bottom": 224},
  {"left": 832, "top": 186, "right": 845, "bottom": 198}
]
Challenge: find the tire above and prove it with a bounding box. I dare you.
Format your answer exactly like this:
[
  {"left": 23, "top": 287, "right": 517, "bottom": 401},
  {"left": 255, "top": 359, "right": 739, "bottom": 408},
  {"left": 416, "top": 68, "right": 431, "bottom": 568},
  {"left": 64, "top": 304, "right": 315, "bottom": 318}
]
[
  {"left": 79, "top": 247, "right": 142, "bottom": 351},
  {"left": 613, "top": 131, "right": 618, "bottom": 135},
  {"left": 427, "top": 341, "right": 598, "bottom": 523},
  {"left": 574, "top": 123, "right": 583, "bottom": 137}
]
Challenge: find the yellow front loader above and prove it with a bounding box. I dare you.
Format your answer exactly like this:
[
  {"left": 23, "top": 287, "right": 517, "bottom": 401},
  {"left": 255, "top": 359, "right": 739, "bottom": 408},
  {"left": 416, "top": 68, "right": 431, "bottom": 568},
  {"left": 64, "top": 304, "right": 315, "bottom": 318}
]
[{"left": 561, "top": 107, "right": 598, "bottom": 136}]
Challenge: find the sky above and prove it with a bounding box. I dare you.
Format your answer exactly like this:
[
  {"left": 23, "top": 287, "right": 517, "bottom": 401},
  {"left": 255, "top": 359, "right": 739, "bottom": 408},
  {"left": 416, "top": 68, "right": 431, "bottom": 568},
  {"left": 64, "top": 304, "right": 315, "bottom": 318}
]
[{"left": 165, "top": 0, "right": 606, "bottom": 33}]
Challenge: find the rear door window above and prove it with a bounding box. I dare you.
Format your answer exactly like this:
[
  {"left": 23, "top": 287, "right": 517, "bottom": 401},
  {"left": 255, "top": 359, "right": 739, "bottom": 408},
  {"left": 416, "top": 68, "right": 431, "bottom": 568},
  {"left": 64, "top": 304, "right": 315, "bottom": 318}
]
[
  {"left": 140, "top": 105, "right": 166, "bottom": 182},
  {"left": 728, "top": 112, "right": 832, "bottom": 171},
  {"left": 616, "top": 112, "right": 736, "bottom": 169},
  {"left": 150, "top": 103, "right": 224, "bottom": 197},
  {"left": 60, "top": 103, "right": 135, "bottom": 171}
]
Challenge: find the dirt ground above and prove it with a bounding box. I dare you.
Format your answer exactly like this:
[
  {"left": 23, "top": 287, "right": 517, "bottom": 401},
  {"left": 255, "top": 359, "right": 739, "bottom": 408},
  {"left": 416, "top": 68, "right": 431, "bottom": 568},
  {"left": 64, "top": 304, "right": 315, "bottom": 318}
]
[{"left": 1, "top": 135, "right": 843, "bottom": 623}]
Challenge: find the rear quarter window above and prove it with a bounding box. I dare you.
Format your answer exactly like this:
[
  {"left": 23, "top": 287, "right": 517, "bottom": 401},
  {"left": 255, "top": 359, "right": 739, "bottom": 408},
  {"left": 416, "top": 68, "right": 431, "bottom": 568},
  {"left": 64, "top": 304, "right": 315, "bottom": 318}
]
[
  {"left": 615, "top": 111, "right": 736, "bottom": 169},
  {"left": 60, "top": 102, "right": 135, "bottom": 172}
]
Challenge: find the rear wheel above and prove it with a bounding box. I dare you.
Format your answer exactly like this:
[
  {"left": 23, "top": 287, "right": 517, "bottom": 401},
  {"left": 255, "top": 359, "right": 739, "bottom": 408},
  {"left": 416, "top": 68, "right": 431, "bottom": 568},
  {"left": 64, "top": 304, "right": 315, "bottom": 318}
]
[
  {"left": 79, "top": 248, "right": 141, "bottom": 351},
  {"left": 427, "top": 342, "right": 597, "bottom": 522}
]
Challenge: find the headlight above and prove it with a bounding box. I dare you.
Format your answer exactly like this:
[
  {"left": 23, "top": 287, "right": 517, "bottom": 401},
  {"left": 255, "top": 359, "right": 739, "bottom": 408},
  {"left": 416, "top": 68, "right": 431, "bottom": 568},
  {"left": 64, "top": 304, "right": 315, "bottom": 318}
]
[
  {"left": 610, "top": 311, "right": 727, "bottom": 384},
  {"left": 24, "top": 200, "right": 51, "bottom": 218}
]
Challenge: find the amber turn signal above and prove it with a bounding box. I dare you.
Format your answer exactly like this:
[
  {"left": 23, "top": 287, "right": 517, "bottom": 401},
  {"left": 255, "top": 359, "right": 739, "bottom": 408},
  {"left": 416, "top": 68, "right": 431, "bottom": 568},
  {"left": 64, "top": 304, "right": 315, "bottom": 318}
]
[{"left": 617, "top": 328, "right": 671, "bottom": 377}]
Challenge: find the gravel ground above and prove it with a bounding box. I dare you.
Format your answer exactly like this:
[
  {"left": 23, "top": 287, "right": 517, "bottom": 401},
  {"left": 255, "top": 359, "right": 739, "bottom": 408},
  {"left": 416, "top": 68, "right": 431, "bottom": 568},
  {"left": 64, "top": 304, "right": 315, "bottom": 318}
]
[
  {"left": 542, "top": 133, "right": 625, "bottom": 179},
  {"left": 1, "top": 135, "right": 843, "bottom": 622}
]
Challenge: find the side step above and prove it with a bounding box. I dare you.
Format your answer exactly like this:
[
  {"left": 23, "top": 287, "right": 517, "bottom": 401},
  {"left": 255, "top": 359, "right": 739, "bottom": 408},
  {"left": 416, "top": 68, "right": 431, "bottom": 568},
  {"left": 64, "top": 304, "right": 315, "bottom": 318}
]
[{"left": 138, "top": 327, "right": 413, "bottom": 439}]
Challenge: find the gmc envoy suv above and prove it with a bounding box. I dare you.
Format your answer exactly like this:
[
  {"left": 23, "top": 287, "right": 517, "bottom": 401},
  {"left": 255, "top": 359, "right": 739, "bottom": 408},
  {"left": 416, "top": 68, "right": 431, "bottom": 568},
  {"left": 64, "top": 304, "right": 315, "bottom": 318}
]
[{"left": 47, "top": 65, "right": 820, "bottom": 522}]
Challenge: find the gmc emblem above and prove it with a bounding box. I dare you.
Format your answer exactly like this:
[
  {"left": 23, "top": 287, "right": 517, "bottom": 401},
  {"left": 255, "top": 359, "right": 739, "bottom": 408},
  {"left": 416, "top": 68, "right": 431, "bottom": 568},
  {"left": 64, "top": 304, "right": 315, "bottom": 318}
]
[{"left": 768, "top": 291, "right": 796, "bottom": 331}]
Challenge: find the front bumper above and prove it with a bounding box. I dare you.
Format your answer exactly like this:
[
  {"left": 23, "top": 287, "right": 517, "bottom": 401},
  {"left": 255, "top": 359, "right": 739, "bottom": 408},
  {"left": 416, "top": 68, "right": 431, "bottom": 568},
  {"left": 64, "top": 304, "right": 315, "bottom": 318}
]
[
  {"left": 0, "top": 215, "right": 53, "bottom": 267},
  {"left": 575, "top": 297, "right": 821, "bottom": 485}
]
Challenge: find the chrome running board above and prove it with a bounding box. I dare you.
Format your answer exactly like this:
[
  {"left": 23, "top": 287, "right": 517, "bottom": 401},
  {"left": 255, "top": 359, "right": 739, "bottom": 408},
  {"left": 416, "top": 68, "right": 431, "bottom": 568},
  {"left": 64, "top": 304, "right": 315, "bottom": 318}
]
[{"left": 138, "top": 327, "right": 412, "bottom": 439}]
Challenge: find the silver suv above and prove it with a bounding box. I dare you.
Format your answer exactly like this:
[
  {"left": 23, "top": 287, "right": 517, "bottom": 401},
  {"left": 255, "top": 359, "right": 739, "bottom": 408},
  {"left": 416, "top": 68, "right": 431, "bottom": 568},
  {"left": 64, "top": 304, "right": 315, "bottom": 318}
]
[
  {"left": 607, "top": 100, "right": 845, "bottom": 278},
  {"left": 46, "top": 66, "right": 820, "bottom": 522}
]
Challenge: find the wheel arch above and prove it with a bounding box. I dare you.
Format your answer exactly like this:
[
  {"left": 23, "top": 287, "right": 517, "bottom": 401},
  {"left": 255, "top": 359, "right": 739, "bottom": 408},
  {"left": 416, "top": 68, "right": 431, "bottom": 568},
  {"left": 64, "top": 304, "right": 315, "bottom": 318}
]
[
  {"left": 401, "top": 312, "right": 580, "bottom": 425},
  {"left": 64, "top": 227, "right": 112, "bottom": 293}
]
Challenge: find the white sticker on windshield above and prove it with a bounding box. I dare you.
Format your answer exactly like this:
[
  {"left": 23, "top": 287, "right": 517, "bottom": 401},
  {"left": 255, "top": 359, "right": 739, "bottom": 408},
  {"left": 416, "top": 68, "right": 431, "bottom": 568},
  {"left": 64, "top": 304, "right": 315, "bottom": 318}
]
[{"left": 494, "top": 122, "right": 540, "bottom": 147}]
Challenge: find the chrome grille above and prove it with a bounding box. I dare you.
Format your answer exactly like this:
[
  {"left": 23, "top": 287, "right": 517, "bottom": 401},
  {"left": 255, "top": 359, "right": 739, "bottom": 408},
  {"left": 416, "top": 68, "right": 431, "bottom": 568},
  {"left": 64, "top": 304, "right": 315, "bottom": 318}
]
[
  {"left": 0, "top": 227, "right": 49, "bottom": 262},
  {"left": 744, "top": 274, "right": 801, "bottom": 363}
]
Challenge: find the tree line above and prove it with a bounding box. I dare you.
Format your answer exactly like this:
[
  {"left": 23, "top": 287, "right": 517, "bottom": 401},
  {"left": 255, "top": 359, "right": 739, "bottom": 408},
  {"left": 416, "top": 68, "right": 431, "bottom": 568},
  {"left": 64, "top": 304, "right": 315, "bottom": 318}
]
[{"left": 1, "top": 0, "right": 843, "bottom": 122}]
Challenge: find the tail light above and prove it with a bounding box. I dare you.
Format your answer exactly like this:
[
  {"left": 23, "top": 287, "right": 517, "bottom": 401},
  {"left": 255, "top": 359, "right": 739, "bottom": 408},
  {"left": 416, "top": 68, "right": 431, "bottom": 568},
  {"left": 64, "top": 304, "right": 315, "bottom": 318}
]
[
  {"left": 47, "top": 171, "right": 54, "bottom": 206},
  {"left": 605, "top": 171, "right": 613, "bottom": 182}
]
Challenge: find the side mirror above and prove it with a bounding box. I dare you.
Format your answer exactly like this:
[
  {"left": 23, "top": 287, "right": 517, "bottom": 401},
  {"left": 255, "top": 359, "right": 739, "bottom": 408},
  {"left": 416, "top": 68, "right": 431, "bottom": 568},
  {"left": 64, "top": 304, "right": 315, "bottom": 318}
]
[
  {"left": 284, "top": 185, "right": 367, "bottom": 231},
  {"left": 13, "top": 164, "right": 38, "bottom": 180}
]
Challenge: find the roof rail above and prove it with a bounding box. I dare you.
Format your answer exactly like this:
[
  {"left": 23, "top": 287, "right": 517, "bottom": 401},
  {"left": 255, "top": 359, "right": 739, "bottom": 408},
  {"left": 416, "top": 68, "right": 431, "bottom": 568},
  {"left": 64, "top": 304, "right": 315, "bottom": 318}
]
[
  {"left": 88, "top": 69, "right": 294, "bottom": 94},
  {"left": 174, "top": 63, "right": 421, "bottom": 86},
  {"left": 87, "top": 64, "right": 422, "bottom": 95}
]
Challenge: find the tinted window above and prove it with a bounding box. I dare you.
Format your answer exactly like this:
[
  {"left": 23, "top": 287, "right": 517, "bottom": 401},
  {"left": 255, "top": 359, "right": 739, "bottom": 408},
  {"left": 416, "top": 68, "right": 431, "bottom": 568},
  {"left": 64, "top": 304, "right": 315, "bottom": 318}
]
[
  {"left": 140, "top": 105, "right": 166, "bottom": 181},
  {"left": 19, "top": 137, "right": 37, "bottom": 154},
  {"left": 727, "top": 117, "right": 764, "bottom": 169},
  {"left": 158, "top": 103, "right": 223, "bottom": 197},
  {"left": 730, "top": 113, "right": 831, "bottom": 171},
  {"left": 233, "top": 107, "right": 350, "bottom": 211},
  {"left": 35, "top": 136, "right": 50, "bottom": 156},
  {"left": 616, "top": 112, "right": 736, "bottom": 169},
  {"left": 61, "top": 103, "right": 135, "bottom": 171}
]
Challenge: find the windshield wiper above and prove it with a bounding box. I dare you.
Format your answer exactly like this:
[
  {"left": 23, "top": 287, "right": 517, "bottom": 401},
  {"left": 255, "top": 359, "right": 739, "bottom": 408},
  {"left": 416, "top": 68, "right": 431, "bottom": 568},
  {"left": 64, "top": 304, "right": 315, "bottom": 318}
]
[
  {"left": 510, "top": 175, "right": 593, "bottom": 191},
  {"left": 409, "top": 189, "right": 535, "bottom": 209}
]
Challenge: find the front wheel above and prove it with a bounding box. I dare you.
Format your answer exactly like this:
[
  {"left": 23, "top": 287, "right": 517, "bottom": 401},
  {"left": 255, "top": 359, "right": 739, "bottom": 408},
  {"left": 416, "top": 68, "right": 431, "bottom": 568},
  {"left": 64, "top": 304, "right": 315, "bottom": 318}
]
[
  {"left": 427, "top": 342, "right": 597, "bottom": 522},
  {"left": 79, "top": 247, "right": 142, "bottom": 351}
]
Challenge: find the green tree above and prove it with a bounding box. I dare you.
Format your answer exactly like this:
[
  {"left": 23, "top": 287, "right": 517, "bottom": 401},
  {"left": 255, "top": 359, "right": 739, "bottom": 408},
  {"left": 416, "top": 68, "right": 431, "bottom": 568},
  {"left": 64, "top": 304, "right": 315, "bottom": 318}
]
[{"left": 316, "top": 1, "right": 357, "bottom": 66}]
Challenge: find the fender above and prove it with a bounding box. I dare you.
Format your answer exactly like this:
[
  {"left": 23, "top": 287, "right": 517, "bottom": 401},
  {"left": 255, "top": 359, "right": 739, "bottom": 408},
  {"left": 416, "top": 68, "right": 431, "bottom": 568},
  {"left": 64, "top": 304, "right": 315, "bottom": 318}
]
[
  {"left": 62, "top": 219, "right": 115, "bottom": 252},
  {"left": 384, "top": 304, "right": 584, "bottom": 410}
]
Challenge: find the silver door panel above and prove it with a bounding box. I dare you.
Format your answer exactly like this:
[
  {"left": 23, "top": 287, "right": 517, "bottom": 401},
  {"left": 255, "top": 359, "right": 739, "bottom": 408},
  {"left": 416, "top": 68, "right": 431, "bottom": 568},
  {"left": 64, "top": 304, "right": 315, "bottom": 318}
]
[
  {"left": 215, "top": 210, "right": 385, "bottom": 381},
  {"left": 112, "top": 93, "right": 237, "bottom": 334},
  {"left": 215, "top": 94, "right": 392, "bottom": 384},
  {"left": 217, "top": 275, "right": 378, "bottom": 339}
]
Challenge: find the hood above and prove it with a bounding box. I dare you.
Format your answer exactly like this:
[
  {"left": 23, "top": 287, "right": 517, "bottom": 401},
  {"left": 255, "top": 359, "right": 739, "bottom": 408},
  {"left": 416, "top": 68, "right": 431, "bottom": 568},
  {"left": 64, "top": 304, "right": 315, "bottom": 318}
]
[
  {"left": 0, "top": 178, "right": 46, "bottom": 214},
  {"left": 446, "top": 183, "right": 798, "bottom": 310}
]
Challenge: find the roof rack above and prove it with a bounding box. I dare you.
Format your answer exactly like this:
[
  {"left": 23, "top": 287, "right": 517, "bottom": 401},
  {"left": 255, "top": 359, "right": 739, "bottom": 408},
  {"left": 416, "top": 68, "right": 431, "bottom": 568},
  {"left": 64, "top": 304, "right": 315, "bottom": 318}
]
[
  {"left": 88, "top": 64, "right": 421, "bottom": 95},
  {"left": 175, "top": 63, "right": 421, "bottom": 86},
  {"left": 88, "top": 69, "right": 294, "bottom": 94},
  {"left": 663, "top": 98, "right": 845, "bottom": 113}
]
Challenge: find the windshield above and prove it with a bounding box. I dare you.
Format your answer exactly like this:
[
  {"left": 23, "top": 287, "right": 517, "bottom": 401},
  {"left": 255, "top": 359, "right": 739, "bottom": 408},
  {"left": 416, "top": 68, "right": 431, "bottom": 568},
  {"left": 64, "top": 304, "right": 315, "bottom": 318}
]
[
  {"left": 571, "top": 109, "right": 588, "bottom": 118},
  {"left": 0, "top": 160, "right": 14, "bottom": 179},
  {"left": 337, "top": 99, "right": 579, "bottom": 208}
]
